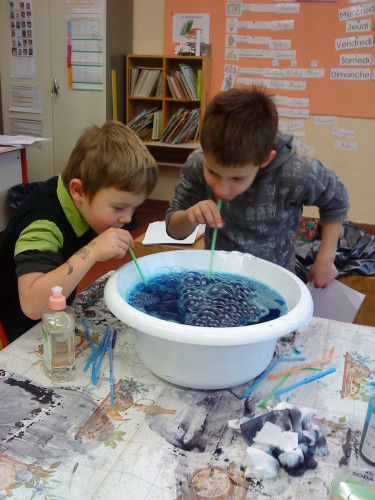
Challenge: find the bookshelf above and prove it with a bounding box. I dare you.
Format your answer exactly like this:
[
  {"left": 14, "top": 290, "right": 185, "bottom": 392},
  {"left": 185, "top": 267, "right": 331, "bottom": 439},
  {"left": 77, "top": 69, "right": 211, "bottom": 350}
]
[{"left": 126, "top": 55, "right": 210, "bottom": 145}]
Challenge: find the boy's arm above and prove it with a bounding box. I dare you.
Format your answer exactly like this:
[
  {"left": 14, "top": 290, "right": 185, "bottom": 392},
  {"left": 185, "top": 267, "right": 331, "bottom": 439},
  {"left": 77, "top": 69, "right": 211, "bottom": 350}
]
[
  {"left": 168, "top": 201, "right": 224, "bottom": 240},
  {"left": 166, "top": 148, "right": 209, "bottom": 238},
  {"left": 306, "top": 220, "right": 343, "bottom": 288},
  {"left": 167, "top": 210, "right": 198, "bottom": 240},
  {"left": 18, "top": 227, "right": 133, "bottom": 320}
]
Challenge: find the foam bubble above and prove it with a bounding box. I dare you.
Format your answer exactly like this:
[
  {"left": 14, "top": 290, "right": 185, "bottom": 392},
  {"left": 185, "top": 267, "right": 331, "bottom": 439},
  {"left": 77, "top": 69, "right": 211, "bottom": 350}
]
[{"left": 126, "top": 269, "right": 288, "bottom": 328}]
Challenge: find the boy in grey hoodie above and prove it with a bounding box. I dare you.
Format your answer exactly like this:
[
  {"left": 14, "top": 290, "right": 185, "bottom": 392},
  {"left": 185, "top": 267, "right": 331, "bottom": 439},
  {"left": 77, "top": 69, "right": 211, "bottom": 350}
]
[{"left": 166, "top": 87, "right": 349, "bottom": 288}]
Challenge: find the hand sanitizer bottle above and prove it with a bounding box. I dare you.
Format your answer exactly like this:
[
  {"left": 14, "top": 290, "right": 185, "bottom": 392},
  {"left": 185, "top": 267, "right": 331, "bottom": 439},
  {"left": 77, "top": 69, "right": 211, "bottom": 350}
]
[
  {"left": 42, "top": 286, "right": 76, "bottom": 382},
  {"left": 360, "top": 396, "right": 375, "bottom": 466}
]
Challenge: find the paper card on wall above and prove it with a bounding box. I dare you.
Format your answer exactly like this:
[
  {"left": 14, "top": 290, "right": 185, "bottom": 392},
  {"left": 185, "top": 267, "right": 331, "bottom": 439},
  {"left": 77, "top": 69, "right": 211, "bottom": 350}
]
[{"left": 9, "top": 84, "right": 42, "bottom": 113}]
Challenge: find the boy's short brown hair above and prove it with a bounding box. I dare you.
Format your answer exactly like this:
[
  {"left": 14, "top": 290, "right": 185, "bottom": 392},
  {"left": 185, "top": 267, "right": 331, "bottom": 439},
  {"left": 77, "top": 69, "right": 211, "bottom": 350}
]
[
  {"left": 200, "top": 87, "right": 278, "bottom": 167},
  {"left": 61, "top": 121, "right": 158, "bottom": 201}
]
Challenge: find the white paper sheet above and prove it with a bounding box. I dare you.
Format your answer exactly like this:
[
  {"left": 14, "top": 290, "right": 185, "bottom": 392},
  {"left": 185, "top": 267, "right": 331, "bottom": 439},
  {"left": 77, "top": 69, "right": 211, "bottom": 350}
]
[
  {"left": 307, "top": 279, "right": 366, "bottom": 323},
  {"left": 0, "top": 135, "right": 50, "bottom": 146},
  {"left": 142, "top": 221, "right": 205, "bottom": 246}
]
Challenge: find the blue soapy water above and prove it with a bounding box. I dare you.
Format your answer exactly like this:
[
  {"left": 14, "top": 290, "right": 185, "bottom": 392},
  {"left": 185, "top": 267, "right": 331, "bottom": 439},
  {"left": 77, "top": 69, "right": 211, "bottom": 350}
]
[{"left": 126, "top": 269, "right": 288, "bottom": 328}]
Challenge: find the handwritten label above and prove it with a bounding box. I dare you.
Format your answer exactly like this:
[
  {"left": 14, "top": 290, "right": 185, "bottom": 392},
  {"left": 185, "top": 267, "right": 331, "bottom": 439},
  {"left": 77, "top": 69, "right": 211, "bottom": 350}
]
[
  {"left": 279, "top": 119, "right": 304, "bottom": 132},
  {"left": 335, "top": 141, "right": 358, "bottom": 151},
  {"left": 335, "top": 35, "right": 374, "bottom": 50},
  {"left": 330, "top": 68, "right": 371, "bottom": 80},
  {"left": 340, "top": 53, "right": 372, "bottom": 66},
  {"left": 332, "top": 127, "right": 355, "bottom": 138},
  {"left": 338, "top": 2, "right": 375, "bottom": 21},
  {"left": 346, "top": 18, "right": 371, "bottom": 32},
  {"left": 315, "top": 116, "right": 337, "bottom": 126}
]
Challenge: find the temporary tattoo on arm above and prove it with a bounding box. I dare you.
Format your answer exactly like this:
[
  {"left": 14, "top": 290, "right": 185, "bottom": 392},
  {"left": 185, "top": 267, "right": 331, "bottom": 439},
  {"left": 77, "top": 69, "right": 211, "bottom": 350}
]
[
  {"left": 66, "top": 260, "right": 73, "bottom": 275},
  {"left": 75, "top": 247, "right": 90, "bottom": 260}
]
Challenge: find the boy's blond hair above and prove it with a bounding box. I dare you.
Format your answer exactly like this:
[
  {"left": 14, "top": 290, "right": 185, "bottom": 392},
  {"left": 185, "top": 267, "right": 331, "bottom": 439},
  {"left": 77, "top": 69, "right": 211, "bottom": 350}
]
[
  {"left": 61, "top": 121, "right": 158, "bottom": 201},
  {"left": 201, "top": 87, "right": 278, "bottom": 167}
]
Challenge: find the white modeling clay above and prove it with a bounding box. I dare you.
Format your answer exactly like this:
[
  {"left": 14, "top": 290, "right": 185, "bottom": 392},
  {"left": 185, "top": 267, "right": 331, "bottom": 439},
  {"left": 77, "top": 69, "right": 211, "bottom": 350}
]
[
  {"left": 253, "top": 421, "right": 282, "bottom": 447},
  {"left": 244, "top": 447, "right": 280, "bottom": 479}
]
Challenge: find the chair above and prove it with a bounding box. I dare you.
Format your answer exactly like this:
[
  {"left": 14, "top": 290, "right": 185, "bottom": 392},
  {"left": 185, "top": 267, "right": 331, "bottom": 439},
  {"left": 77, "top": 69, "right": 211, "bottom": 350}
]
[{"left": 0, "top": 321, "right": 9, "bottom": 350}]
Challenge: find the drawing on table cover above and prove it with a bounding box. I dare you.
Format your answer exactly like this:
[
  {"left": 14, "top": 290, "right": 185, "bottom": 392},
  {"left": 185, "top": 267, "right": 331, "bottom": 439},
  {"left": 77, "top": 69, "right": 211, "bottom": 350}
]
[{"left": 341, "top": 351, "right": 375, "bottom": 401}]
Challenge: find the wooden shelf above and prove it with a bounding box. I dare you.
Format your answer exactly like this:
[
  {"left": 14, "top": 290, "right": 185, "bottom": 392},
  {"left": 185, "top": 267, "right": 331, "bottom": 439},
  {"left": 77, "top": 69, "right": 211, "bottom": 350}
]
[{"left": 126, "top": 54, "right": 210, "bottom": 145}]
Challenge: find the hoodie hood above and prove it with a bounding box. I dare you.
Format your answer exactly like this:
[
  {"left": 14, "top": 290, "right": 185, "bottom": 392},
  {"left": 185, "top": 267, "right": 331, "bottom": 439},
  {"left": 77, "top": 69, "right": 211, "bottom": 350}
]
[{"left": 256, "top": 131, "right": 296, "bottom": 179}]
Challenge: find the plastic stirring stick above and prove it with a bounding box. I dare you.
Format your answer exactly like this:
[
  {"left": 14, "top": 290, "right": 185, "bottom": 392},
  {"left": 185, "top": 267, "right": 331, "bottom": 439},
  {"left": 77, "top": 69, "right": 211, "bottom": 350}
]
[
  {"left": 208, "top": 198, "right": 222, "bottom": 279},
  {"left": 128, "top": 247, "right": 147, "bottom": 285}
]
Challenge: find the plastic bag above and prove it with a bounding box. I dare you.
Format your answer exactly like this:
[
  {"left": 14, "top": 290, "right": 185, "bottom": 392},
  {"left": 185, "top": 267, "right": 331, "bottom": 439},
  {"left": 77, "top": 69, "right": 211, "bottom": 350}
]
[{"left": 295, "top": 221, "right": 375, "bottom": 281}]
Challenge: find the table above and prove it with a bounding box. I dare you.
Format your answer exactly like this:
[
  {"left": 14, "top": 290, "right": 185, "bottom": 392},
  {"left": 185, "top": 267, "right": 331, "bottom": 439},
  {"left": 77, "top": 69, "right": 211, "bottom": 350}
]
[{"left": 1, "top": 272, "right": 375, "bottom": 499}]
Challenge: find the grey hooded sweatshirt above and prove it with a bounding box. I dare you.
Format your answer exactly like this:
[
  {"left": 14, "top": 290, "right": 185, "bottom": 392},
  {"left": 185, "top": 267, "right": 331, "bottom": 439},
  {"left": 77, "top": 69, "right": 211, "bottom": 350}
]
[{"left": 166, "top": 132, "right": 349, "bottom": 273}]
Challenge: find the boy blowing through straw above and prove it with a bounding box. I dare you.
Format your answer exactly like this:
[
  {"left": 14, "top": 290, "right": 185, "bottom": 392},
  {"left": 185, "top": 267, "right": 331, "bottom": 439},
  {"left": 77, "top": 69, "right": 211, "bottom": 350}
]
[
  {"left": 0, "top": 121, "right": 158, "bottom": 342},
  {"left": 166, "top": 87, "right": 349, "bottom": 287}
]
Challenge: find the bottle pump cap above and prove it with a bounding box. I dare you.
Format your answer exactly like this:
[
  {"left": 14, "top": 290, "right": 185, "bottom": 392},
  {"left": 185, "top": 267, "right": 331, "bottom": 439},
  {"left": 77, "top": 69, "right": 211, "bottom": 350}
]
[{"left": 49, "top": 286, "right": 66, "bottom": 311}]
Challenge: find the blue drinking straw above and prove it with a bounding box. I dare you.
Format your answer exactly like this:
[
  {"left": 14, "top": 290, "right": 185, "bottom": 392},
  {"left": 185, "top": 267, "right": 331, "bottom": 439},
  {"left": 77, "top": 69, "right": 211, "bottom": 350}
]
[
  {"left": 275, "top": 367, "right": 336, "bottom": 402},
  {"left": 208, "top": 198, "right": 222, "bottom": 279},
  {"left": 92, "top": 326, "right": 110, "bottom": 385},
  {"left": 241, "top": 356, "right": 306, "bottom": 400},
  {"left": 109, "top": 333, "right": 114, "bottom": 406},
  {"left": 128, "top": 247, "right": 147, "bottom": 286},
  {"left": 83, "top": 315, "right": 96, "bottom": 355}
]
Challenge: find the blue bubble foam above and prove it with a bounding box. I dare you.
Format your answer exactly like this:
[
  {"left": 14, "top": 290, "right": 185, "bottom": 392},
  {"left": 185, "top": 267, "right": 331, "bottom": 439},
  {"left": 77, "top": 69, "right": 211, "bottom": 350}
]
[{"left": 125, "top": 269, "right": 288, "bottom": 328}]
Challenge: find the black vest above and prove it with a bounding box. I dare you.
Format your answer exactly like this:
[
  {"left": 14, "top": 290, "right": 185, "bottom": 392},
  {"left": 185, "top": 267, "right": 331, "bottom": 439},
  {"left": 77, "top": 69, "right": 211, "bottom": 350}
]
[{"left": 0, "top": 177, "right": 93, "bottom": 342}]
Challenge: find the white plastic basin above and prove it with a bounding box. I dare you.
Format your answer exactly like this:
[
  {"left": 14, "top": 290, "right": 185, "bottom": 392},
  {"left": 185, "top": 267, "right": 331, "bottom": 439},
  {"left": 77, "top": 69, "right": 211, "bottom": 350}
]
[{"left": 104, "top": 250, "right": 313, "bottom": 390}]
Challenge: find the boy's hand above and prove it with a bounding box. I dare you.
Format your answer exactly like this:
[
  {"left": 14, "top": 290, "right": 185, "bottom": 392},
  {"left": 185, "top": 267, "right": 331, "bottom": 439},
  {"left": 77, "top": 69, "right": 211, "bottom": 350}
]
[
  {"left": 87, "top": 227, "right": 134, "bottom": 262},
  {"left": 187, "top": 200, "right": 224, "bottom": 229},
  {"left": 307, "top": 259, "right": 338, "bottom": 289}
]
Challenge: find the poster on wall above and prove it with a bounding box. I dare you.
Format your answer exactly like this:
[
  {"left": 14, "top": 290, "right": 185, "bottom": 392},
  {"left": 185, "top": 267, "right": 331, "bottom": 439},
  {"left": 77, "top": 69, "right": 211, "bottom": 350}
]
[
  {"left": 66, "top": 0, "right": 104, "bottom": 91},
  {"left": 8, "top": 0, "right": 35, "bottom": 78},
  {"left": 172, "top": 13, "right": 210, "bottom": 55},
  {"left": 165, "top": 0, "right": 375, "bottom": 120}
]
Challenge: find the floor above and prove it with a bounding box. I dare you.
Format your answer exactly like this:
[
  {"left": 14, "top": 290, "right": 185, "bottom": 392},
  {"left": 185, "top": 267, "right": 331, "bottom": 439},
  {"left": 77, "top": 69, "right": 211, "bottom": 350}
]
[{"left": 77, "top": 200, "right": 375, "bottom": 328}]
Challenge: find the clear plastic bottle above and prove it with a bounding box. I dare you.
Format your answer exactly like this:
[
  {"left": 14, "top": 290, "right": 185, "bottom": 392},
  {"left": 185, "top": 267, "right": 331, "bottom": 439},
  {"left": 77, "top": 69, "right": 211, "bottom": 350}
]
[
  {"left": 360, "top": 396, "right": 375, "bottom": 466},
  {"left": 329, "top": 467, "right": 375, "bottom": 499},
  {"left": 42, "top": 286, "right": 76, "bottom": 382}
]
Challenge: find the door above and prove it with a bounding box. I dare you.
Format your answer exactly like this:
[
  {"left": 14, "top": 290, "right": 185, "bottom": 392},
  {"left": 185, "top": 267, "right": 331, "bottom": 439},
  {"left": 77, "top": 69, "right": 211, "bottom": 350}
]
[
  {"left": 49, "top": 0, "right": 106, "bottom": 174},
  {"left": 0, "top": 0, "right": 107, "bottom": 181}
]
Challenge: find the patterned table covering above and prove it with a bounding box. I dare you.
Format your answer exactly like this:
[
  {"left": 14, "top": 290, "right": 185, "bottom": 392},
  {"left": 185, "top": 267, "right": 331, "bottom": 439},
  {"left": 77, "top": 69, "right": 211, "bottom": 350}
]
[{"left": 1, "top": 272, "right": 375, "bottom": 499}]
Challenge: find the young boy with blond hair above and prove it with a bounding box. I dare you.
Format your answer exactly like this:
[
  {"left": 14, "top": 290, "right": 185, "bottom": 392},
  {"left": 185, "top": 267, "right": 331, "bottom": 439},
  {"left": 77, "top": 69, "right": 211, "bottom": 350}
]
[
  {"left": 0, "top": 121, "right": 158, "bottom": 342},
  {"left": 166, "top": 87, "right": 349, "bottom": 288}
]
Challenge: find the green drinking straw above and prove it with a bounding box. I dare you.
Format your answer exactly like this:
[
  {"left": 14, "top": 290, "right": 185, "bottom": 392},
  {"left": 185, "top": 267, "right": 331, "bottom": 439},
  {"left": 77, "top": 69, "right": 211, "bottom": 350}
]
[
  {"left": 208, "top": 198, "right": 222, "bottom": 279},
  {"left": 128, "top": 247, "right": 147, "bottom": 285}
]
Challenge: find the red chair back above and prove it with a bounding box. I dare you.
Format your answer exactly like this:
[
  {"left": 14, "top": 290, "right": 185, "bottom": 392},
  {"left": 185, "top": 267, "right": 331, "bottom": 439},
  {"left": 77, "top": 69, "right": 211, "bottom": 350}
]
[{"left": 0, "top": 321, "right": 9, "bottom": 350}]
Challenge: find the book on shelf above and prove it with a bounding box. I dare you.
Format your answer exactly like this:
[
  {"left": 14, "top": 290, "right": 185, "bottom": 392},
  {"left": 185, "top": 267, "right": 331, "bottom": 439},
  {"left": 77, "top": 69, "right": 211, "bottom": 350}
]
[
  {"left": 160, "top": 107, "right": 186, "bottom": 142},
  {"left": 152, "top": 110, "right": 162, "bottom": 140},
  {"left": 197, "top": 69, "right": 202, "bottom": 100},
  {"left": 155, "top": 74, "right": 163, "bottom": 98},
  {"left": 164, "top": 110, "right": 191, "bottom": 143},
  {"left": 171, "top": 108, "right": 200, "bottom": 144},
  {"left": 160, "top": 107, "right": 200, "bottom": 144},
  {"left": 172, "top": 71, "right": 188, "bottom": 99},
  {"left": 127, "top": 107, "right": 161, "bottom": 139},
  {"left": 179, "top": 63, "right": 198, "bottom": 100},
  {"left": 173, "top": 71, "right": 193, "bottom": 100},
  {"left": 131, "top": 67, "right": 162, "bottom": 97},
  {"left": 166, "top": 75, "right": 180, "bottom": 99}
]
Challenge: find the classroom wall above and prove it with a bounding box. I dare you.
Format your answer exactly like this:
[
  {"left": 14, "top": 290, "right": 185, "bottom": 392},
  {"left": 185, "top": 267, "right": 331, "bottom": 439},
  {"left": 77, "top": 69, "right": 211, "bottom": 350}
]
[{"left": 134, "top": 0, "right": 375, "bottom": 226}]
